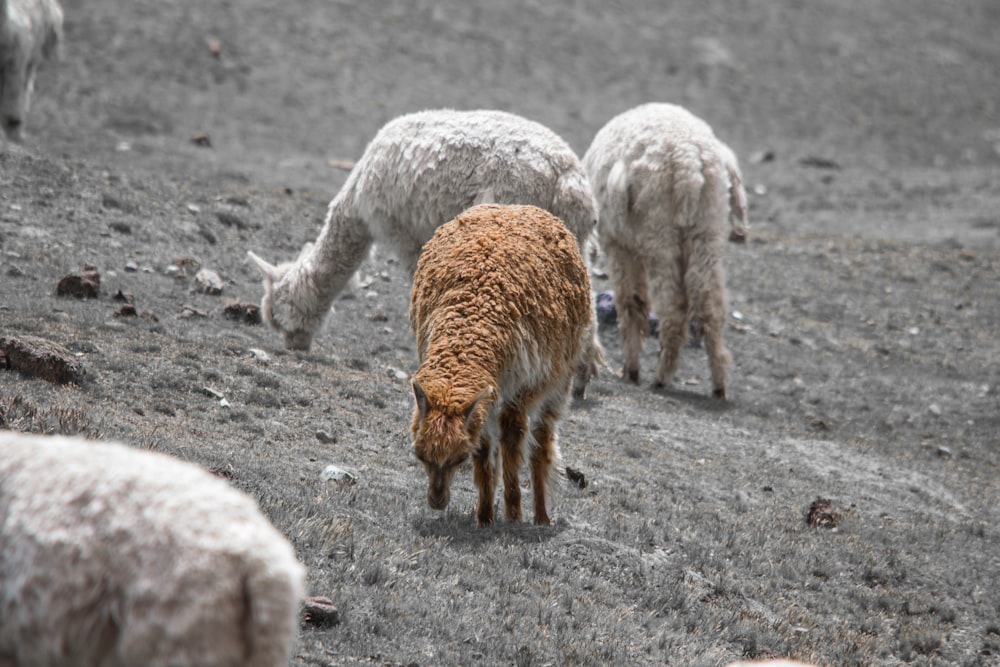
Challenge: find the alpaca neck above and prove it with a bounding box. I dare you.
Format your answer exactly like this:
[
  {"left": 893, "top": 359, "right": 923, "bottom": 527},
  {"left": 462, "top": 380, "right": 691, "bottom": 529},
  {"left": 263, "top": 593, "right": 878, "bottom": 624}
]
[{"left": 301, "top": 194, "right": 374, "bottom": 313}]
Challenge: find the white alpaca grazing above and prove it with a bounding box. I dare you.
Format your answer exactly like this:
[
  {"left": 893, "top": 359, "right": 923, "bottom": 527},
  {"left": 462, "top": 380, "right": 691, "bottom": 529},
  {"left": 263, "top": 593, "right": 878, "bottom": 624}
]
[
  {"left": 247, "top": 108, "right": 603, "bottom": 397},
  {"left": 584, "top": 102, "right": 746, "bottom": 399}
]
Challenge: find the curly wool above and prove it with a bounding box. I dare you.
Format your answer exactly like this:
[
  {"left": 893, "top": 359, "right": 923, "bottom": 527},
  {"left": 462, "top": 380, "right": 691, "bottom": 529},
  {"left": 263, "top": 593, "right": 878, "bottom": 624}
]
[
  {"left": 0, "top": 432, "right": 305, "bottom": 667},
  {"left": 410, "top": 204, "right": 592, "bottom": 525},
  {"left": 584, "top": 102, "right": 743, "bottom": 398},
  {"left": 247, "top": 110, "right": 603, "bottom": 397}
]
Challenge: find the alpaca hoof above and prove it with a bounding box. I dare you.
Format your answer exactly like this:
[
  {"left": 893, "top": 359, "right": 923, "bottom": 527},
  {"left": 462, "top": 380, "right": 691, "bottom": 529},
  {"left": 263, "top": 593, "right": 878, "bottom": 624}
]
[
  {"left": 713, "top": 387, "right": 727, "bottom": 400},
  {"left": 625, "top": 369, "right": 639, "bottom": 384}
]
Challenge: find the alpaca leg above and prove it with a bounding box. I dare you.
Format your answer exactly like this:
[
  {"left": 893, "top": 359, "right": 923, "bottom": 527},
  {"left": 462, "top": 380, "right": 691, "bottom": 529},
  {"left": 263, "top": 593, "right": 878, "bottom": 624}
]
[
  {"left": 528, "top": 401, "right": 563, "bottom": 526},
  {"left": 688, "top": 254, "right": 731, "bottom": 399},
  {"left": 499, "top": 408, "right": 528, "bottom": 522},
  {"left": 472, "top": 433, "right": 498, "bottom": 526},
  {"left": 606, "top": 239, "right": 649, "bottom": 384},
  {"left": 649, "top": 259, "right": 689, "bottom": 388}
]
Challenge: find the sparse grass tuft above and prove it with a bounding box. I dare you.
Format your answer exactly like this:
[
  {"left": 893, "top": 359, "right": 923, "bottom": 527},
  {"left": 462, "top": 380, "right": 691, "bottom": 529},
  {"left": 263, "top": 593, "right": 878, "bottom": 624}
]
[{"left": 0, "top": 393, "right": 103, "bottom": 438}]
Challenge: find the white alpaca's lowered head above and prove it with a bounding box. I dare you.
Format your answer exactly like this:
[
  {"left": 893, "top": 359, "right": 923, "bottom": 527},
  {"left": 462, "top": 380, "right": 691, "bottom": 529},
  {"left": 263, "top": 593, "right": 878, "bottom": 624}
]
[{"left": 247, "top": 244, "right": 318, "bottom": 351}]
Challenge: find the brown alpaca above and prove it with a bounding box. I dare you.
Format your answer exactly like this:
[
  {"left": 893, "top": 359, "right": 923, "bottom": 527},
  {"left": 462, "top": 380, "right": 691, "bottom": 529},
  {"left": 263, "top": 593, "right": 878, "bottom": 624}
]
[{"left": 410, "top": 204, "right": 592, "bottom": 526}]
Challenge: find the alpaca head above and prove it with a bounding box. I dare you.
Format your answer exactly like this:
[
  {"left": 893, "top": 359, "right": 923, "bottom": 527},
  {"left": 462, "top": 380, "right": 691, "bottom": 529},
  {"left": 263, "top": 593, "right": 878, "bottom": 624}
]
[
  {"left": 247, "top": 248, "right": 315, "bottom": 351},
  {"left": 410, "top": 381, "right": 492, "bottom": 511}
]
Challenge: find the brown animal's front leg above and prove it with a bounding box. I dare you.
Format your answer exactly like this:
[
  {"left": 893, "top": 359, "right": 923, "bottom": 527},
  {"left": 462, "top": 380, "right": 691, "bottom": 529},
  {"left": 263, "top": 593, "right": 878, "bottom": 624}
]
[
  {"left": 499, "top": 408, "right": 527, "bottom": 522},
  {"left": 473, "top": 434, "right": 497, "bottom": 526},
  {"left": 529, "top": 410, "right": 560, "bottom": 526}
]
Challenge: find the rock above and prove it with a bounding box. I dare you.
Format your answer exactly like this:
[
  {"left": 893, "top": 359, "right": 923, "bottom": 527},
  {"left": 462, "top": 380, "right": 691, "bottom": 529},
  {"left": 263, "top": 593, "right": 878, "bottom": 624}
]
[
  {"left": 56, "top": 275, "right": 99, "bottom": 299},
  {"left": 178, "top": 305, "right": 210, "bottom": 319},
  {"left": 565, "top": 466, "right": 587, "bottom": 489},
  {"left": 56, "top": 264, "right": 100, "bottom": 299},
  {"left": 216, "top": 211, "right": 253, "bottom": 230},
  {"left": 595, "top": 292, "right": 617, "bottom": 325},
  {"left": 125, "top": 261, "right": 138, "bottom": 272},
  {"left": 194, "top": 268, "right": 224, "bottom": 295},
  {"left": 806, "top": 496, "right": 840, "bottom": 529},
  {"left": 321, "top": 464, "right": 356, "bottom": 484},
  {"left": 112, "top": 290, "right": 134, "bottom": 304},
  {"left": 191, "top": 133, "right": 212, "bottom": 147},
  {"left": 0, "top": 334, "right": 86, "bottom": 384},
  {"left": 316, "top": 430, "right": 337, "bottom": 444},
  {"left": 248, "top": 348, "right": 273, "bottom": 364},
  {"left": 222, "top": 298, "right": 261, "bottom": 325},
  {"left": 114, "top": 303, "right": 138, "bottom": 318},
  {"left": 595, "top": 292, "right": 659, "bottom": 335},
  {"left": 302, "top": 596, "right": 340, "bottom": 628},
  {"left": 798, "top": 155, "right": 841, "bottom": 169}
]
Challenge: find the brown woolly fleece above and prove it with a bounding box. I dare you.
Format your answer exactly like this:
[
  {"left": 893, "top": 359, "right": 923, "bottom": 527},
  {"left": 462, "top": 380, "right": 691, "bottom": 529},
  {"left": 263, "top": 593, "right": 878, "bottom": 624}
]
[{"left": 409, "top": 204, "right": 591, "bottom": 525}]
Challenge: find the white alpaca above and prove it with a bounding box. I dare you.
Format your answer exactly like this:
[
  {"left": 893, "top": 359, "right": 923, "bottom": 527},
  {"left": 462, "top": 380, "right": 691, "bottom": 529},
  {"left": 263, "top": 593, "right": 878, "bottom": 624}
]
[
  {"left": 409, "top": 204, "right": 593, "bottom": 526},
  {"left": 584, "top": 102, "right": 746, "bottom": 399},
  {"left": 248, "top": 108, "right": 603, "bottom": 397},
  {"left": 0, "top": 0, "right": 62, "bottom": 141},
  {"left": 0, "top": 432, "right": 306, "bottom": 667}
]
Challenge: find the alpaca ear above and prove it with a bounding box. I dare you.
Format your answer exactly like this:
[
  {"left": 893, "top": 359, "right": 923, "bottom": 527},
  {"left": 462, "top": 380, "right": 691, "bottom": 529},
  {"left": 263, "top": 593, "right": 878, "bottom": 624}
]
[
  {"left": 463, "top": 386, "right": 494, "bottom": 431},
  {"left": 412, "top": 381, "right": 430, "bottom": 421},
  {"left": 247, "top": 251, "right": 279, "bottom": 282}
]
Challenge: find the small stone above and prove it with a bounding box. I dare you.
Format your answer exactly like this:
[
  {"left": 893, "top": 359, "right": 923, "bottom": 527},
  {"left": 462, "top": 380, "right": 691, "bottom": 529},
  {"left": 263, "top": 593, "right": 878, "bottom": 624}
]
[
  {"left": 565, "top": 466, "right": 587, "bottom": 489},
  {"left": 928, "top": 403, "right": 942, "bottom": 416},
  {"left": 749, "top": 149, "right": 776, "bottom": 164},
  {"left": 249, "top": 348, "right": 273, "bottom": 364},
  {"left": 222, "top": 299, "right": 261, "bottom": 325},
  {"left": 114, "top": 304, "right": 138, "bottom": 318},
  {"left": 302, "top": 596, "right": 340, "bottom": 628},
  {"left": 112, "top": 290, "right": 134, "bottom": 304},
  {"left": 125, "top": 261, "right": 139, "bottom": 272},
  {"left": 56, "top": 274, "right": 99, "bottom": 299},
  {"left": 936, "top": 446, "right": 952, "bottom": 458},
  {"left": 178, "top": 305, "right": 210, "bottom": 319},
  {"left": 195, "top": 268, "right": 224, "bottom": 295},
  {"left": 798, "top": 155, "right": 841, "bottom": 169},
  {"left": 595, "top": 292, "right": 617, "bottom": 325},
  {"left": 807, "top": 496, "right": 840, "bottom": 528},
  {"left": 316, "top": 430, "right": 337, "bottom": 444},
  {"left": 321, "top": 464, "right": 356, "bottom": 484},
  {"left": 216, "top": 211, "right": 252, "bottom": 230}
]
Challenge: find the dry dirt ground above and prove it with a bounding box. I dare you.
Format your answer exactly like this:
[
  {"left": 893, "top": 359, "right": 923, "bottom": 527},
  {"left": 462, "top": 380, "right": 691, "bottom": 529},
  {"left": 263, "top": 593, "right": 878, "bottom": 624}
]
[{"left": 2, "top": 1, "right": 1000, "bottom": 665}]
